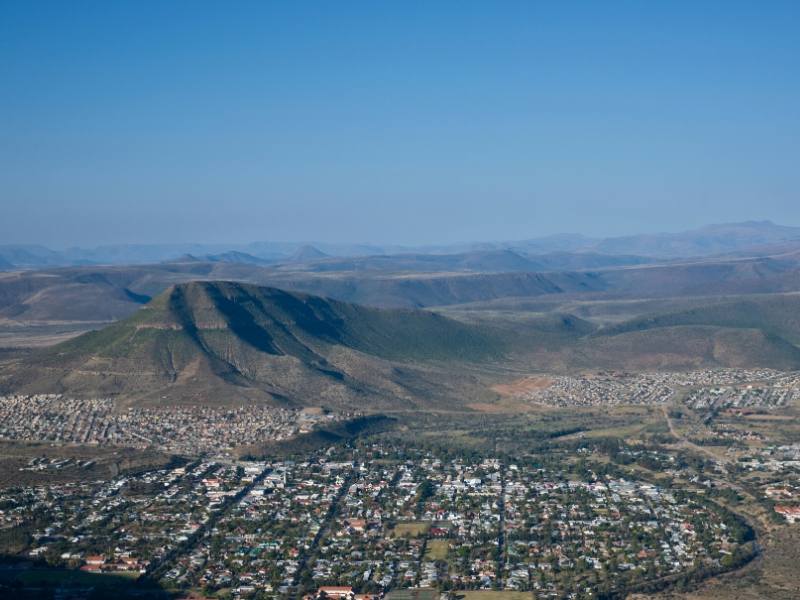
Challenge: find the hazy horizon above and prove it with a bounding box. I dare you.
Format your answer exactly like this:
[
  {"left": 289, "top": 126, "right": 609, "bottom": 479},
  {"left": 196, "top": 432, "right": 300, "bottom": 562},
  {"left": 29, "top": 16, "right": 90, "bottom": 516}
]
[
  {"left": 3, "top": 3, "right": 799, "bottom": 247},
  {"left": 1, "top": 219, "right": 797, "bottom": 253}
]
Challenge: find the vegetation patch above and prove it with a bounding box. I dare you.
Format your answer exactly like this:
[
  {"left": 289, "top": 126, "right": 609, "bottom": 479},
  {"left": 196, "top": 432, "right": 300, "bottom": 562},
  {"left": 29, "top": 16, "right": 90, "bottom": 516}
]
[
  {"left": 392, "top": 521, "right": 430, "bottom": 538},
  {"left": 425, "top": 539, "right": 450, "bottom": 560}
]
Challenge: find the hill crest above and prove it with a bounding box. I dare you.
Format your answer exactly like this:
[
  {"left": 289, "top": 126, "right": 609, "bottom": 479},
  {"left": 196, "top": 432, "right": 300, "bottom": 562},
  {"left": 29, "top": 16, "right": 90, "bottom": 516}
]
[{"left": 0, "top": 281, "right": 504, "bottom": 408}]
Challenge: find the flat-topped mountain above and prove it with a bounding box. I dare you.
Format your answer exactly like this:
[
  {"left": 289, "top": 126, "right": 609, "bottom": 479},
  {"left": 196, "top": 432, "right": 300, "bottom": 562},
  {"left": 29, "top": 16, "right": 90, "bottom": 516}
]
[
  {"left": 287, "top": 245, "right": 329, "bottom": 262},
  {"left": 0, "top": 281, "right": 504, "bottom": 407},
  {"left": 204, "top": 251, "right": 273, "bottom": 265}
]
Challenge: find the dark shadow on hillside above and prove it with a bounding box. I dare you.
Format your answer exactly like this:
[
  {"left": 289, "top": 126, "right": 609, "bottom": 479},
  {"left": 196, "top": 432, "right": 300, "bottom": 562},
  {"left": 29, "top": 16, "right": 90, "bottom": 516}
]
[{"left": 238, "top": 414, "right": 398, "bottom": 459}]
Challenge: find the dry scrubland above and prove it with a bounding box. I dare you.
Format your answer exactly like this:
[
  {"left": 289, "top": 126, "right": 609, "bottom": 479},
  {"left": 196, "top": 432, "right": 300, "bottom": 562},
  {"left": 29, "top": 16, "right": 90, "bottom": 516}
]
[{"left": 0, "top": 441, "right": 175, "bottom": 488}]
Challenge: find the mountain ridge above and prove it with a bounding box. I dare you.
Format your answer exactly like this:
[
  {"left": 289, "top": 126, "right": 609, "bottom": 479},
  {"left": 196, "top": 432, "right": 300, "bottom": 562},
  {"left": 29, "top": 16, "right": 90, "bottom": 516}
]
[
  {"left": 4, "top": 221, "right": 800, "bottom": 268},
  {"left": 0, "top": 281, "right": 505, "bottom": 408}
]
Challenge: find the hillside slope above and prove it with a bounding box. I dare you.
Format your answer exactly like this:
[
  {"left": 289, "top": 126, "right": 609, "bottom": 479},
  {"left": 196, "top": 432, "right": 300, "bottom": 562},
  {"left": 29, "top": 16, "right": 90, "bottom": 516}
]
[
  {"left": 0, "top": 264, "right": 608, "bottom": 324},
  {"left": 599, "top": 294, "right": 800, "bottom": 346},
  {"left": 0, "top": 282, "right": 505, "bottom": 408}
]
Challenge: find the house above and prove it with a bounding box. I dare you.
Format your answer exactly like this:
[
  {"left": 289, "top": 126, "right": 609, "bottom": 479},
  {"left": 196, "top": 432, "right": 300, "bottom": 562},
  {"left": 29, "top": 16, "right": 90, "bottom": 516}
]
[
  {"left": 317, "top": 586, "right": 354, "bottom": 598},
  {"left": 80, "top": 564, "right": 103, "bottom": 573},
  {"left": 344, "top": 518, "right": 366, "bottom": 533},
  {"left": 774, "top": 505, "right": 800, "bottom": 523}
]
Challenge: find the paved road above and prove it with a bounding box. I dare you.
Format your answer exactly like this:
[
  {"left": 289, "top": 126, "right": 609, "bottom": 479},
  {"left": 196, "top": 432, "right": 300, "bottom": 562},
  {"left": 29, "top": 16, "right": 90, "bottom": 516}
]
[
  {"left": 293, "top": 465, "right": 357, "bottom": 595},
  {"left": 145, "top": 464, "right": 272, "bottom": 583}
]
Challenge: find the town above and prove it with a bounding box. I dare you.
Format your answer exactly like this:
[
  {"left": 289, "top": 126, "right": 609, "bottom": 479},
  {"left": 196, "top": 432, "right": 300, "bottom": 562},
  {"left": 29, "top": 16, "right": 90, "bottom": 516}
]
[
  {"left": 2, "top": 368, "right": 800, "bottom": 599},
  {"left": 0, "top": 395, "right": 346, "bottom": 455},
  {"left": 514, "top": 369, "right": 800, "bottom": 409},
  {"left": 0, "top": 437, "right": 756, "bottom": 600}
]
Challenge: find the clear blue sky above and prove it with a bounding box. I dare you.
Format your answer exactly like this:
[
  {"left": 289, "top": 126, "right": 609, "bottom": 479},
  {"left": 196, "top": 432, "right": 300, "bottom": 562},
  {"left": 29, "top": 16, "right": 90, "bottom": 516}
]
[{"left": 2, "top": 1, "right": 799, "bottom": 247}]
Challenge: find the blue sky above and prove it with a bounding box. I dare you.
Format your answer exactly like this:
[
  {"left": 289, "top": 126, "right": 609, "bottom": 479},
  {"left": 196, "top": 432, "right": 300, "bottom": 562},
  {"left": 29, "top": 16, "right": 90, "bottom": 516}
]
[{"left": 1, "top": 1, "right": 799, "bottom": 247}]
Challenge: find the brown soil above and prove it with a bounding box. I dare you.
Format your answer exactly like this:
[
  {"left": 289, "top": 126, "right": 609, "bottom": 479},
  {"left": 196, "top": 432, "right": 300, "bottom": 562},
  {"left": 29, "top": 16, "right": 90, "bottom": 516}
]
[{"left": 491, "top": 376, "right": 553, "bottom": 397}]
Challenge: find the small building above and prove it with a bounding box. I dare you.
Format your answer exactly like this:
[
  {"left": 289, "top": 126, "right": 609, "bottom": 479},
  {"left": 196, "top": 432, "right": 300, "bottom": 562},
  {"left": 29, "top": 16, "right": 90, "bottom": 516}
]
[{"left": 775, "top": 505, "right": 800, "bottom": 523}]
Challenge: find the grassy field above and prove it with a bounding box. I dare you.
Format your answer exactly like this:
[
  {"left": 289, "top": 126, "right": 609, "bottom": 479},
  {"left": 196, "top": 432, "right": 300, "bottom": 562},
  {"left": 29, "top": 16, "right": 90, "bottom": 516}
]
[
  {"left": 570, "top": 423, "right": 650, "bottom": 440},
  {"left": 425, "top": 539, "right": 449, "bottom": 560},
  {"left": 457, "top": 591, "right": 533, "bottom": 600},
  {"left": 392, "top": 521, "right": 430, "bottom": 538},
  {"left": 385, "top": 589, "right": 439, "bottom": 600}
]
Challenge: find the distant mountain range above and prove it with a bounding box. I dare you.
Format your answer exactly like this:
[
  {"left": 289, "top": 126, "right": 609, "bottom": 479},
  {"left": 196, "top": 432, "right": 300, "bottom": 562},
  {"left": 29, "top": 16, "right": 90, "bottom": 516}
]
[
  {"left": 0, "top": 262, "right": 609, "bottom": 323},
  {"left": 4, "top": 240, "right": 800, "bottom": 327},
  {"left": 279, "top": 249, "right": 652, "bottom": 274},
  {"left": 2, "top": 221, "right": 799, "bottom": 269},
  {"left": 589, "top": 221, "right": 800, "bottom": 257}
]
